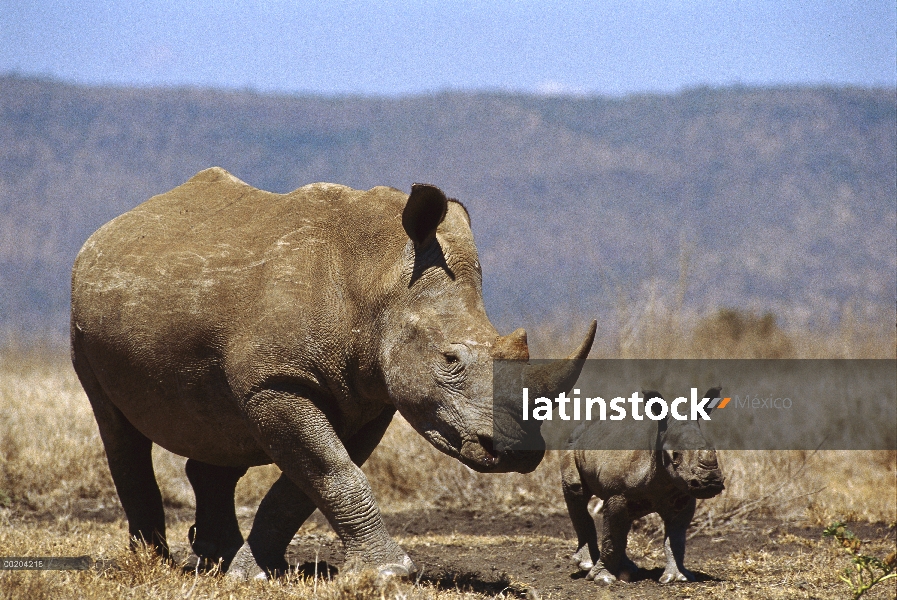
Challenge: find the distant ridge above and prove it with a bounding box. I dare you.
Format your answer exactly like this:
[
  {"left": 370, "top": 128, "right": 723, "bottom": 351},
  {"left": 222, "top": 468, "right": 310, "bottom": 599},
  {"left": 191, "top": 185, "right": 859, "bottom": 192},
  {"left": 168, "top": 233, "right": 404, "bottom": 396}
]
[{"left": 1, "top": 75, "right": 894, "bottom": 340}]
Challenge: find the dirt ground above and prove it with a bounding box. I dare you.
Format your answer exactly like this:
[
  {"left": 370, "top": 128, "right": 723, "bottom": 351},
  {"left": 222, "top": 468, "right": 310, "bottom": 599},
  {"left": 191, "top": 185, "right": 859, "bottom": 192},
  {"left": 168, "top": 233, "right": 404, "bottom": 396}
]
[
  {"left": 2, "top": 495, "right": 895, "bottom": 599},
  {"left": 161, "top": 507, "right": 895, "bottom": 599}
]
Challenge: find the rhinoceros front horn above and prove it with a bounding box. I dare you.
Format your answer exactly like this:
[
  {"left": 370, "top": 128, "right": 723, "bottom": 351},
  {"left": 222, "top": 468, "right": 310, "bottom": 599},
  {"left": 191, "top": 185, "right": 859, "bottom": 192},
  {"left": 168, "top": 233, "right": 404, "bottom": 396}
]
[{"left": 522, "top": 320, "right": 597, "bottom": 398}]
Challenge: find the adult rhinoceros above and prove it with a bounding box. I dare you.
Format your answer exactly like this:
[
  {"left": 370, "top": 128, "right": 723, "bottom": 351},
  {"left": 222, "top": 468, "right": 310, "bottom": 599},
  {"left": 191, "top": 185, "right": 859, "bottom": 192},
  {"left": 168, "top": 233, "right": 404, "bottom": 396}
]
[{"left": 71, "top": 167, "right": 595, "bottom": 579}]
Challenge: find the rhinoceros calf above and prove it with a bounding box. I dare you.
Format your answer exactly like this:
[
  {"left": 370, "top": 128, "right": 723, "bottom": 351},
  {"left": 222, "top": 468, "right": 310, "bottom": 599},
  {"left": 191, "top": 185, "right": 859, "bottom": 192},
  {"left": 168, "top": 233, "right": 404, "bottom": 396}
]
[
  {"left": 561, "top": 388, "right": 725, "bottom": 585},
  {"left": 71, "top": 168, "right": 595, "bottom": 579}
]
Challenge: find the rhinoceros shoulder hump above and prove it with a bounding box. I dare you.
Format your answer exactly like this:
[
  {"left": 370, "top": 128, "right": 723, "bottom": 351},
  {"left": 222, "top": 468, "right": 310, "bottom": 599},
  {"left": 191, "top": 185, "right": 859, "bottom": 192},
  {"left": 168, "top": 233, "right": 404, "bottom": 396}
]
[
  {"left": 294, "top": 182, "right": 350, "bottom": 195},
  {"left": 186, "top": 166, "right": 251, "bottom": 187}
]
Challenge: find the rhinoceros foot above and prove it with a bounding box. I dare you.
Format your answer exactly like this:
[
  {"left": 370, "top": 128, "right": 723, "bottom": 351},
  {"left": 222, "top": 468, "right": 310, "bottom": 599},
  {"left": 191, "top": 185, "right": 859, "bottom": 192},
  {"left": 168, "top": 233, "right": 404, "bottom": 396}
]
[
  {"left": 225, "top": 542, "right": 273, "bottom": 580},
  {"left": 659, "top": 566, "right": 695, "bottom": 583},
  {"left": 571, "top": 545, "right": 594, "bottom": 571},
  {"left": 342, "top": 545, "right": 417, "bottom": 581},
  {"left": 586, "top": 564, "right": 617, "bottom": 584},
  {"left": 226, "top": 541, "right": 417, "bottom": 582},
  {"left": 585, "top": 556, "right": 638, "bottom": 584},
  {"left": 188, "top": 524, "right": 244, "bottom": 573},
  {"left": 373, "top": 557, "right": 417, "bottom": 582}
]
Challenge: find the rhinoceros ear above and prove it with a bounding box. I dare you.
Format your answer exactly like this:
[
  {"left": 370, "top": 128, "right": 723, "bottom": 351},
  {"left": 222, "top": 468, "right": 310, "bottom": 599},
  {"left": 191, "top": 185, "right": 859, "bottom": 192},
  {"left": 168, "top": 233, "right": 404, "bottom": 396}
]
[{"left": 403, "top": 183, "right": 448, "bottom": 248}]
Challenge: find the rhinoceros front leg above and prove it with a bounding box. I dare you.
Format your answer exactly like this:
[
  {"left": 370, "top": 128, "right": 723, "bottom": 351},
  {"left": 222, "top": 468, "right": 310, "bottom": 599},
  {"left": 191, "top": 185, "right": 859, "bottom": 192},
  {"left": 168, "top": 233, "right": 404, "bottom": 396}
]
[
  {"left": 587, "top": 495, "right": 636, "bottom": 584},
  {"left": 185, "top": 459, "right": 248, "bottom": 571},
  {"left": 561, "top": 455, "right": 598, "bottom": 572},
  {"left": 229, "top": 399, "right": 406, "bottom": 579},
  {"left": 658, "top": 496, "right": 697, "bottom": 583}
]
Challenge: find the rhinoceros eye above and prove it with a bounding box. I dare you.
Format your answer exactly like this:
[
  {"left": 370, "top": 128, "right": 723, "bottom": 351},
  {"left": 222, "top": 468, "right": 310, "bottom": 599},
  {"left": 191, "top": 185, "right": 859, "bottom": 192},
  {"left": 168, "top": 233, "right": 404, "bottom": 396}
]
[
  {"left": 440, "top": 344, "right": 469, "bottom": 376},
  {"left": 671, "top": 451, "right": 682, "bottom": 466}
]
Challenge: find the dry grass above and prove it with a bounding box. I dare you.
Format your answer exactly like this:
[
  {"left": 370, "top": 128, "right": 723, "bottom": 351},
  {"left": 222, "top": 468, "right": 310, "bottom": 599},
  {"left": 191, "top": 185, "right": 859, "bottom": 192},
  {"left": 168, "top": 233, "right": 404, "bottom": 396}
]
[
  {"left": 0, "top": 309, "right": 894, "bottom": 598},
  {"left": 366, "top": 420, "right": 897, "bottom": 528},
  {"left": 0, "top": 521, "right": 475, "bottom": 600},
  {"left": 571, "top": 303, "right": 896, "bottom": 360},
  {"left": 4, "top": 519, "right": 892, "bottom": 599}
]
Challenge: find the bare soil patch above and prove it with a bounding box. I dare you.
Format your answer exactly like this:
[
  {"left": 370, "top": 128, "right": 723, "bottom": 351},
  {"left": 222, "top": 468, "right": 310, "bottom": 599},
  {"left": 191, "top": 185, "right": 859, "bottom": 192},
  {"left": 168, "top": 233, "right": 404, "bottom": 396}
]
[{"left": 158, "top": 508, "right": 896, "bottom": 599}]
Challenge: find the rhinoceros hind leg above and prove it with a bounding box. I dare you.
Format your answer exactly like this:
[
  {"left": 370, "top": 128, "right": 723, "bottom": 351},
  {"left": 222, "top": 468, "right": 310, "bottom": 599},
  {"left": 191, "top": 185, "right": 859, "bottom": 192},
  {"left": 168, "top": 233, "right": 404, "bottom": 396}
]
[
  {"left": 227, "top": 473, "right": 318, "bottom": 579},
  {"left": 74, "top": 357, "right": 169, "bottom": 558},
  {"left": 185, "top": 459, "right": 247, "bottom": 570}
]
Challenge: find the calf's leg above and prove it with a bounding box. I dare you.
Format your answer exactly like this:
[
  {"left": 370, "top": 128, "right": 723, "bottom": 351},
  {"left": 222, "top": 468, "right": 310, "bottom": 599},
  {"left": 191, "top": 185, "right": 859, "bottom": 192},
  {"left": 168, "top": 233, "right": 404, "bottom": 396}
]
[
  {"left": 561, "top": 454, "right": 598, "bottom": 571},
  {"left": 588, "top": 494, "right": 631, "bottom": 584},
  {"left": 659, "top": 496, "right": 697, "bottom": 583}
]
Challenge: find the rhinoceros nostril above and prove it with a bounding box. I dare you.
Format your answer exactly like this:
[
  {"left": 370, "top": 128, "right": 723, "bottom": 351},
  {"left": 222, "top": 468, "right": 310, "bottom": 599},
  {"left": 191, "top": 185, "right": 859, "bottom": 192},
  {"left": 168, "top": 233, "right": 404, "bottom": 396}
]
[{"left": 698, "top": 450, "right": 718, "bottom": 469}]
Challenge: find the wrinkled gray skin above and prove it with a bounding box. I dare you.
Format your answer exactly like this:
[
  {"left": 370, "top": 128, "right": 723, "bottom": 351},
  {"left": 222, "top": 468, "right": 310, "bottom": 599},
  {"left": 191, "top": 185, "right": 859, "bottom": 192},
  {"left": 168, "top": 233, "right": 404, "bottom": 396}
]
[
  {"left": 71, "top": 168, "right": 595, "bottom": 580},
  {"left": 561, "top": 388, "right": 725, "bottom": 585}
]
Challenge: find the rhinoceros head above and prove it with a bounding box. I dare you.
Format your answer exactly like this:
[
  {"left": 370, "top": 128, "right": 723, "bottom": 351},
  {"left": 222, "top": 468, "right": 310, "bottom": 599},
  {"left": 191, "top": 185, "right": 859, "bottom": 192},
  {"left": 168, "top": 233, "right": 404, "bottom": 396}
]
[
  {"left": 646, "top": 388, "right": 726, "bottom": 499},
  {"left": 379, "top": 184, "right": 595, "bottom": 474}
]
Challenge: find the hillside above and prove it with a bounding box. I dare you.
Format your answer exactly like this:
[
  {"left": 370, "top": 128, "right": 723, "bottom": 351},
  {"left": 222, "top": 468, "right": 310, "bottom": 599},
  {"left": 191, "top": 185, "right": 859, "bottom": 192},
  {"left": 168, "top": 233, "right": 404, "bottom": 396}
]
[{"left": 0, "top": 75, "right": 894, "bottom": 342}]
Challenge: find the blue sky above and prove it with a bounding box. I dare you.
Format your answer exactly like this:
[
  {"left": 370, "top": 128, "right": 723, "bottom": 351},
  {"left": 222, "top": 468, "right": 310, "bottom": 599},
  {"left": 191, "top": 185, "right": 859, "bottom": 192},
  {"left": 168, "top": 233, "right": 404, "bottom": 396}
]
[{"left": 1, "top": 1, "right": 895, "bottom": 96}]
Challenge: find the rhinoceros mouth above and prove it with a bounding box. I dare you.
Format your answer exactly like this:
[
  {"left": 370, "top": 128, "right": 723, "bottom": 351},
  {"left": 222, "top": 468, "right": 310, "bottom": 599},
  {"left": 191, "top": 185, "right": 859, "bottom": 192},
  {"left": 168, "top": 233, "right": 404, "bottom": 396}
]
[
  {"left": 479, "top": 434, "right": 499, "bottom": 464},
  {"left": 459, "top": 435, "right": 500, "bottom": 470},
  {"left": 420, "top": 428, "right": 499, "bottom": 471},
  {"left": 687, "top": 476, "right": 725, "bottom": 499},
  {"left": 424, "top": 428, "right": 544, "bottom": 473}
]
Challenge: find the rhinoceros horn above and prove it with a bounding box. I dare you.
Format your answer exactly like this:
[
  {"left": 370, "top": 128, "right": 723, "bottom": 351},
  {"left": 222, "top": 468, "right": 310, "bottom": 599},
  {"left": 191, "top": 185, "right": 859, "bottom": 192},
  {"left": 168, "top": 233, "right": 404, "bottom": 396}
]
[
  {"left": 523, "top": 320, "right": 596, "bottom": 397},
  {"left": 492, "top": 328, "right": 531, "bottom": 361},
  {"left": 493, "top": 320, "right": 596, "bottom": 397}
]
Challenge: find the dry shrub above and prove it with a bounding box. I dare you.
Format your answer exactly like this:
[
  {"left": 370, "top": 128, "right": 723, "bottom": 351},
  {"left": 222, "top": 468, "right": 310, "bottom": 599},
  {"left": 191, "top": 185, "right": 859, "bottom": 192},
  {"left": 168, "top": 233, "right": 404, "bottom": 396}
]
[
  {"left": 235, "top": 463, "right": 283, "bottom": 509},
  {"left": 1, "top": 302, "right": 894, "bottom": 532},
  {"left": 790, "top": 303, "right": 897, "bottom": 359},
  {"left": 0, "top": 352, "right": 117, "bottom": 514},
  {"left": 692, "top": 309, "right": 794, "bottom": 358},
  {"left": 150, "top": 449, "right": 193, "bottom": 509},
  {"left": 531, "top": 293, "right": 894, "bottom": 360},
  {"left": 0, "top": 572, "right": 62, "bottom": 600},
  {"left": 802, "top": 450, "right": 897, "bottom": 525}
]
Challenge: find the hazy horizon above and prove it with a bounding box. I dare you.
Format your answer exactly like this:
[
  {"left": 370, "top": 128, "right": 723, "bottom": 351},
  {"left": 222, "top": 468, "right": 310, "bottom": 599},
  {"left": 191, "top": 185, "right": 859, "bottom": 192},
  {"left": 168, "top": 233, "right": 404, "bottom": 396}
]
[{"left": 2, "top": 1, "right": 894, "bottom": 97}]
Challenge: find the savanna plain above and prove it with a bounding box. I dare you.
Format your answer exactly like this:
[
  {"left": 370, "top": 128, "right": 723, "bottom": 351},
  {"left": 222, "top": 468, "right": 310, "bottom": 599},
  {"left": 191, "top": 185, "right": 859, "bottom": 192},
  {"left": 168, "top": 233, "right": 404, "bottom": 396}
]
[{"left": 1, "top": 309, "right": 895, "bottom": 600}]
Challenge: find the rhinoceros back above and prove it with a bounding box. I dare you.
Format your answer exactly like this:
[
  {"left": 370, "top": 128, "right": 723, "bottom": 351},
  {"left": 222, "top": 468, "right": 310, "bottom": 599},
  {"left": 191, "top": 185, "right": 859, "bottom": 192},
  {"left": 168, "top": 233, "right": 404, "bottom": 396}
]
[{"left": 72, "top": 167, "right": 406, "bottom": 342}]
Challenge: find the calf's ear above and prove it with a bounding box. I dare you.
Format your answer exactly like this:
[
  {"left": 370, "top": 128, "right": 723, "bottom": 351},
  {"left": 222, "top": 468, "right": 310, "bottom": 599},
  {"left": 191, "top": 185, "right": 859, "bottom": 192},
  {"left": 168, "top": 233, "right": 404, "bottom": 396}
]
[{"left": 403, "top": 183, "right": 448, "bottom": 249}]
